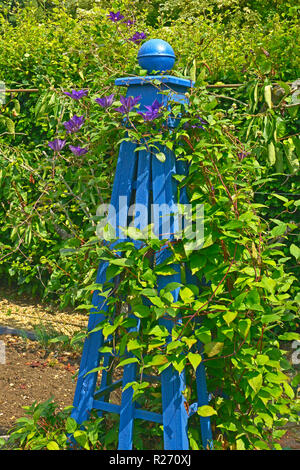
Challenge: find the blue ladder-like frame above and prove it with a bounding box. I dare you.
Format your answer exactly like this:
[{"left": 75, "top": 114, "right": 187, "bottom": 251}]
[{"left": 71, "top": 140, "right": 213, "bottom": 450}]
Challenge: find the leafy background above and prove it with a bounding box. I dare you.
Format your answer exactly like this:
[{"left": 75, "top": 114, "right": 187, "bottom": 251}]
[{"left": 0, "top": 0, "right": 299, "bottom": 450}]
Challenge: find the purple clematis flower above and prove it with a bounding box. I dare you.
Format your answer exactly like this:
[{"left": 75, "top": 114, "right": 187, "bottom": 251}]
[
  {"left": 237, "top": 151, "right": 250, "bottom": 161},
  {"left": 138, "top": 99, "right": 163, "bottom": 121},
  {"left": 129, "top": 32, "right": 147, "bottom": 44},
  {"left": 123, "top": 19, "right": 135, "bottom": 26},
  {"left": 48, "top": 139, "right": 66, "bottom": 152},
  {"left": 107, "top": 11, "right": 124, "bottom": 22},
  {"left": 95, "top": 94, "right": 115, "bottom": 108},
  {"left": 183, "top": 115, "right": 208, "bottom": 130},
  {"left": 63, "top": 89, "right": 88, "bottom": 100},
  {"left": 69, "top": 145, "right": 89, "bottom": 156},
  {"left": 115, "top": 95, "right": 141, "bottom": 114},
  {"left": 191, "top": 116, "right": 207, "bottom": 129},
  {"left": 63, "top": 115, "right": 85, "bottom": 134}
]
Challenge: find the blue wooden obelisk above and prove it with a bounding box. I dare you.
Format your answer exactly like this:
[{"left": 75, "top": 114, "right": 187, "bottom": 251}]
[{"left": 71, "top": 39, "right": 213, "bottom": 450}]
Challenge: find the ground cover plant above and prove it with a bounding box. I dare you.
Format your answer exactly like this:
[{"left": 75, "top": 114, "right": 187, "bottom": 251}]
[{"left": 0, "top": 0, "right": 299, "bottom": 450}]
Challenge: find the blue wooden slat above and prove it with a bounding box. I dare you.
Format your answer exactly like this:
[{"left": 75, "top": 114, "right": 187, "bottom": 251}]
[
  {"left": 71, "top": 261, "right": 109, "bottom": 424},
  {"left": 93, "top": 400, "right": 164, "bottom": 425},
  {"left": 117, "top": 149, "right": 151, "bottom": 450},
  {"left": 134, "top": 409, "right": 163, "bottom": 424},
  {"left": 118, "top": 361, "right": 137, "bottom": 450},
  {"left": 71, "top": 141, "right": 138, "bottom": 425},
  {"left": 152, "top": 147, "right": 189, "bottom": 451},
  {"left": 93, "top": 400, "right": 121, "bottom": 415},
  {"left": 109, "top": 140, "right": 138, "bottom": 240},
  {"left": 185, "top": 269, "right": 213, "bottom": 450}
]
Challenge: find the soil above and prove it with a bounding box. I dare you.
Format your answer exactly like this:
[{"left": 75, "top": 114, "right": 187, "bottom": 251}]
[
  {"left": 0, "top": 334, "right": 81, "bottom": 435},
  {"left": 0, "top": 286, "right": 299, "bottom": 449},
  {"left": 0, "top": 286, "right": 123, "bottom": 439},
  {"left": 0, "top": 286, "right": 87, "bottom": 436}
]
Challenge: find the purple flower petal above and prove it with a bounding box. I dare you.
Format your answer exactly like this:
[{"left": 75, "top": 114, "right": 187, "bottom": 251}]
[
  {"left": 69, "top": 145, "right": 89, "bottom": 156},
  {"left": 115, "top": 95, "right": 141, "bottom": 114},
  {"left": 107, "top": 11, "right": 124, "bottom": 22},
  {"left": 138, "top": 99, "right": 163, "bottom": 121},
  {"left": 129, "top": 32, "right": 147, "bottom": 44},
  {"left": 123, "top": 19, "right": 135, "bottom": 26},
  {"left": 63, "top": 115, "right": 85, "bottom": 134},
  {"left": 63, "top": 89, "right": 88, "bottom": 100},
  {"left": 95, "top": 94, "right": 115, "bottom": 108},
  {"left": 237, "top": 151, "right": 250, "bottom": 161},
  {"left": 48, "top": 139, "right": 66, "bottom": 152}
]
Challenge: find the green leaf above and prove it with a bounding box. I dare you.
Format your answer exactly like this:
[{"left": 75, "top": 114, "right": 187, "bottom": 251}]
[
  {"left": 74, "top": 430, "right": 90, "bottom": 450},
  {"left": 204, "top": 341, "right": 224, "bottom": 357},
  {"left": 156, "top": 152, "right": 166, "bottom": 162},
  {"left": 256, "top": 354, "right": 269, "bottom": 365},
  {"left": 195, "top": 327, "right": 211, "bottom": 344},
  {"left": 290, "top": 243, "right": 300, "bottom": 260},
  {"left": 223, "top": 311, "right": 238, "bottom": 325},
  {"left": 179, "top": 286, "right": 195, "bottom": 303},
  {"left": 116, "top": 357, "right": 139, "bottom": 368},
  {"left": 249, "top": 373, "right": 263, "bottom": 394},
  {"left": 254, "top": 440, "right": 270, "bottom": 450},
  {"left": 146, "top": 354, "right": 168, "bottom": 367},
  {"left": 283, "top": 138, "right": 299, "bottom": 174},
  {"left": 66, "top": 417, "right": 77, "bottom": 434},
  {"left": 133, "top": 304, "right": 150, "bottom": 318},
  {"left": 268, "top": 141, "right": 276, "bottom": 166},
  {"left": 187, "top": 352, "right": 202, "bottom": 371},
  {"left": 148, "top": 325, "right": 169, "bottom": 337},
  {"left": 127, "top": 339, "right": 143, "bottom": 351},
  {"left": 271, "top": 222, "right": 287, "bottom": 237},
  {"left": 264, "top": 85, "right": 272, "bottom": 109},
  {"left": 47, "top": 441, "right": 60, "bottom": 450},
  {"left": 238, "top": 319, "right": 251, "bottom": 338},
  {"left": 260, "top": 275, "right": 277, "bottom": 294},
  {"left": 197, "top": 405, "right": 217, "bottom": 417},
  {"left": 278, "top": 332, "right": 300, "bottom": 341},
  {"left": 190, "top": 254, "right": 207, "bottom": 274},
  {"left": 109, "top": 258, "right": 134, "bottom": 267},
  {"left": 283, "top": 382, "right": 294, "bottom": 399}
]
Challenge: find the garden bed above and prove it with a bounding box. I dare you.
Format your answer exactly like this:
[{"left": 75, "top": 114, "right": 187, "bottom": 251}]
[
  {"left": 0, "top": 334, "right": 81, "bottom": 435},
  {"left": 0, "top": 287, "right": 299, "bottom": 449},
  {"left": 0, "top": 286, "right": 87, "bottom": 435}
]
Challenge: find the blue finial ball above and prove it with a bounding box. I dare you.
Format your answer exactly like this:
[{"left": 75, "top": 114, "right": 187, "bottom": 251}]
[{"left": 138, "top": 39, "right": 175, "bottom": 74}]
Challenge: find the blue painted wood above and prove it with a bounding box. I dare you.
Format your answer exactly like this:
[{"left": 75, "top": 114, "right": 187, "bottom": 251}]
[
  {"left": 71, "top": 39, "right": 213, "bottom": 451},
  {"left": 185, "top": 269, "right": 213, "bottom": 450},
  {"left": 71, "top": 260, "right": 109, "bottom": 424},
  {"left": 71, "top": 139, "right": 138, "bottom": 424},
  {"left": 152, "top": 147, "right": 189, "bottom": 450},
  {"left": 118, "top": 360, "right": 137, "bottom": 450},
  {"left": 117, "top": 148, "right": 151, "bottom": 450}
]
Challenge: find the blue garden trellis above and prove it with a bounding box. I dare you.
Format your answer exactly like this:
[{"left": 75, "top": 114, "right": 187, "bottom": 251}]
[{"left": 71, "top": 39, "right": 213, "bottom": 451}]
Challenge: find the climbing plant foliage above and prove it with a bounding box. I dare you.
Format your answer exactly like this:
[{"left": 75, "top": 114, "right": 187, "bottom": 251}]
[{"left": 0, "top": 0, "right": 299, "bottom": 450}]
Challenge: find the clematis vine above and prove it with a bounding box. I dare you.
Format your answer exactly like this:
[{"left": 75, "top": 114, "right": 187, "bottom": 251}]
[
  {"left": 115, "top": 95, "right": 141, "bottom": 114},
  {"left": 237, "top": 151, "right": 250, "bottom": 161},
  {"left": 48, "top": 139, "right": 66, "bottom": 152},
  {"left": 129, "top": 32, "right": 147, "bottom": 44},
  {"left": 183, "top": 115, "right": 208, "bottom": 130},
  {"left": 123, "top": 19, "right": 135, "bottom": 26},
  {"left": 107, "top": 11, "right": 124, "bottom": 22},
  {"left": 69, "top": 145, "right": 89, "bottom": 156},
  {"left": 95, "top": 94, "right": 115, "bottom": 108},
  {"left": 63, "top": 115, "right": 85, "bottom": 134},
  {"left": 138, "top": 99, "right": 163, "bottom": 121},
  {"left": 63, "top": 89, "right": 88, "bottom": 100}
]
